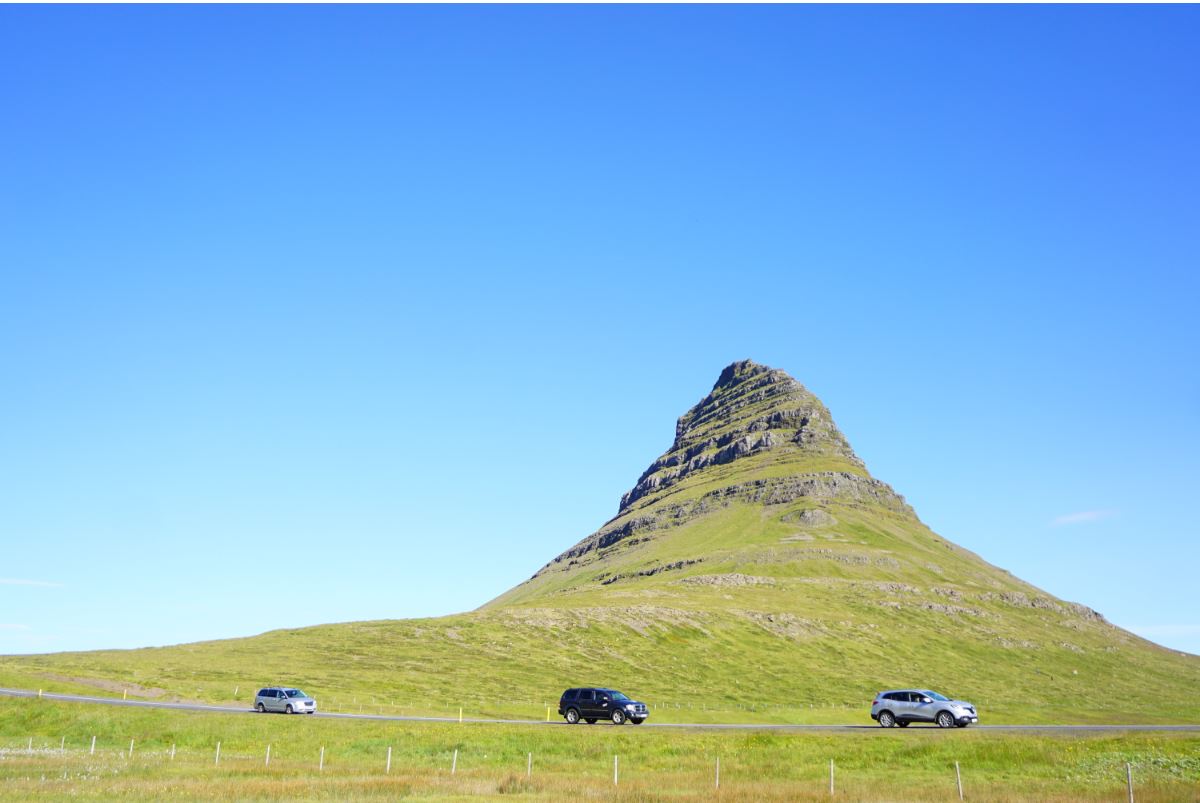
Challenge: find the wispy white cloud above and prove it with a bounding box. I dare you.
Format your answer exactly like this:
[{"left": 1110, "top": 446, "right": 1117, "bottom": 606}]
[
  {"left": 0, "top": 624, "right": 31, "bottom": 631},
  {"left": 1051, "top": 509, "right": 1117, "bottom": 527},
  {"left": 0, "top": 578, "right": 63, "bottom": 588}
]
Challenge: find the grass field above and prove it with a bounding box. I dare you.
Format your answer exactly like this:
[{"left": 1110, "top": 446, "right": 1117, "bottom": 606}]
[{"left": 2, "top": 698, "right": 1198, "bottom": 801}]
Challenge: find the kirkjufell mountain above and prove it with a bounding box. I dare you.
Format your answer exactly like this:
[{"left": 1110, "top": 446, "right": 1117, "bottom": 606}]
[{"left": 5, "top": 360, "right": 1197, "bottom": 723}]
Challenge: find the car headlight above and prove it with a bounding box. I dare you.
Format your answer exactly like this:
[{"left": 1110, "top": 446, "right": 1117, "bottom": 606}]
[{"left": 625, "top": 704, "right": 636, "bottom": 710}]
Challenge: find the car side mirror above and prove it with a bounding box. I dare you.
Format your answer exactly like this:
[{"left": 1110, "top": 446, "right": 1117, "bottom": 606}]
[{"left": 922, "top": 698, "right": 932, "bottom": 704}]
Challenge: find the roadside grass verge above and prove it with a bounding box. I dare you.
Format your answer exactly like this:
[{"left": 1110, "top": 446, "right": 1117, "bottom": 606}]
[{"left": 1, "top": 698, "right": 1197, "bottom": 800}]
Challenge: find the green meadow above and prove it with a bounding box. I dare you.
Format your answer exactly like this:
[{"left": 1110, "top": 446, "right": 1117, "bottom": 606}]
[{"left": 2, "top": 698, "right": 1198, "bottom": 801}]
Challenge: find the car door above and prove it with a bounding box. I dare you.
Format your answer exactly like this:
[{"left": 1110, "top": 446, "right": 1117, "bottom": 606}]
[
  {"left": 576, "top": 689, "right": 596, "bottom": 718},
  {"left": 909, "top": 692, "right": 935, "bottom": 722},
  {"left": 886, "top": 692, "right": 910, "bottom": 721},
  {"left": 270, "top": 689, "right": 284, "bottom": 712},
  {"left": 596, "top": 690, "right": 613, "bottom": 719}
]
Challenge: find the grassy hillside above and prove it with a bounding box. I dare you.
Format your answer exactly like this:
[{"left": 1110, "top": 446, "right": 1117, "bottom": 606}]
[{"left": 2, "top": 360, "right": 1197, "bottom": 725}]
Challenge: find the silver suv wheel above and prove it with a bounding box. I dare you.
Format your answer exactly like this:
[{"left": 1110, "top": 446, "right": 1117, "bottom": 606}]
[
  {"left": 937, "top": 711, "right": 955, "bottom": 728},
  {"left": 878, "top": 711, "right": 896, "bottom": 728}
]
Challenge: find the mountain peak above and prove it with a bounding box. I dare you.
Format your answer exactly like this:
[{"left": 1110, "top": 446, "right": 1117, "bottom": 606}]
[
  {"left": 713, "top": 359, "right": 772, "bottom": 390},
  {"left": 619, "top": 361, "right": 865, "bottom": 513}
]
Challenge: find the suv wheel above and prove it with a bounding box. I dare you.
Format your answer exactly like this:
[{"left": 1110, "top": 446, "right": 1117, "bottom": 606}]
[
  {"left": 611, "top": 709, "right": 626, "bottom": 725},
  {"left": 285, "top": 704, "right": 294, "bottom": 714},
  {"left": 565, "top": 708, "right": 580, "bottom": 724},
  {"left": 256, "top": 703, "right": 266, "bottom": 713},
  {"left": 878, "top": 710, "right": 896, "bottom": 728},
  {"left": 936, "top": 711, "right": 955, "bottom": 728}
]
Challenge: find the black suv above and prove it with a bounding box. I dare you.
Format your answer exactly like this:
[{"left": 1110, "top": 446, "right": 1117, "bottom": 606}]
[{"left": 558, "top": 687, "right": 649, "bottom": 725}]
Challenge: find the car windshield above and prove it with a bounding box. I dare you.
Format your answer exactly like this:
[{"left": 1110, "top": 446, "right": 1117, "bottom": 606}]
[
  {"left": 922, "top": 690, "right": 949, "bottom": 701},
  {"left": 285, "top": 689, "right": 307, "bottom": 698},
  {"left": 609, "top": 691, "right": 630, "bottom": 702}
]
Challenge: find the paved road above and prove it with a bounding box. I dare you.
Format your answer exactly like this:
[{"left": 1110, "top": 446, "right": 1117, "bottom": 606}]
[{"left": 3, "top": 687, "right": 1198, "bottom": 732}]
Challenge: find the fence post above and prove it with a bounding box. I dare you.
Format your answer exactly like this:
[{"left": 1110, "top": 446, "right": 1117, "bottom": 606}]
[
  {"left": 830, "top": 758, "right": 834, "bottom": 796},
  {"left": 956, "top": 761, "right": 963, "bottom": 800},
  {"left": 27, "top": 738, "right": 32, "bottom": 753},
  {"left": 459, "top": 707, "right": 463, "bottom": 723},
  {"left": 128, "top": 739, "right": 134, "bottom": 759},
  {"left": 386, "top": 746, "right": 392, "bottom": 774},
  {"left": 90, "top": 736, "right": 96, "bottom": 756},
  {"left": 614, "top": 755, "right": 619, "bottom": 786},
  {"left": 60, "top": 736, "right": 65, "bottom": 753},
  {"left": 265, "top": 744, "right": 271, "bottom": 767},
  {"left": 1127, "top": 762, "right": 1134, "bottom": 803},
  {"left": 170, "top": 743, "right": 175, "bottom": 761},
  {"left": 527, "top": 752, "right": 532, "bottom": 778},
  {"left": 451, "top": 748, "right": 458, "bottom": 774},
  {"left": 716, "top": 756, "right": 720, "bottom": 789},
  {"left": 319, "top": 746, "right": 325, "bottom": 772},
  {"left": 215, "top": 741, "right": 221, "bottom": 766}
]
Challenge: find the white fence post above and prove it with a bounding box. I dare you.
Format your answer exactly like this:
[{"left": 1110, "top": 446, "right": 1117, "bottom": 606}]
[
  {"left": 386, "top": 745, "right": 392, "bottom": 774},
  {"left": 830, "top": 758, "right": 834, "bottom": 796},
  {"left": 170, "top": 743, "right": 175, "bottom": 761},
  {"left": 451, "top": 748, "right": 458, "bottom": 774},
  {"left": 129, "top": 739, "right": 134, "bottom": 759},
  {"left": 60, "top": 736, "right": 64, "bottom": 753},
  {"left": 716, "top": 756, "right": 720, "bottom": 789},
  {"left": 90, "top": 736, "right": 96, "bottom": 755},
  {"left": 319, "top": 746, "right": 325, "bottom": 772},
  {"left": 1127, "top": 762, "right": 1134, "bottom": 803},
  {"left": 265, "top": 744, "right": 271, "bottom": 767},
  {"left": 956, "top": 761, "right": 963, "bottom": 800},
  {"left": 614, "top": 755, "right": 619, "bottom": 786},
  {"left": 527, "top": 752, "right": 532, "bottom": 779},
  {"left": 215, "top": 741, "right": 221, "bottom": 766}
]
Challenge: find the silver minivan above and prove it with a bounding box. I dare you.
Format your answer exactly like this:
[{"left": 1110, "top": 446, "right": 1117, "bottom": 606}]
[
  {"left": 870, "top": 689, "right": 977, "bottom": 728},
  {"left": 255, "top": 686, "right": 317, "bottom": 714}
]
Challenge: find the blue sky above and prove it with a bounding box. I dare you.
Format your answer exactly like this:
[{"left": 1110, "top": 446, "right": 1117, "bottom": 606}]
[{"left": 1, "top": 6, "right": 1197, "bottom": 657}]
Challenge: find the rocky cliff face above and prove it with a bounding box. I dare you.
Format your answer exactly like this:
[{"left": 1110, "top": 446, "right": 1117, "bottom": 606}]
[
  {"left": 618, "top": 360, "right": 866, "bottom": 512},
  {"left": 520, "top": 360, "right": 913, "bottom": 583}
]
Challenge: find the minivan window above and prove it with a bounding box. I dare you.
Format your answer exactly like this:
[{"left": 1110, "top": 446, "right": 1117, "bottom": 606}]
[{"left": 285, "top": 689, "right": 306, "bottom": 698}]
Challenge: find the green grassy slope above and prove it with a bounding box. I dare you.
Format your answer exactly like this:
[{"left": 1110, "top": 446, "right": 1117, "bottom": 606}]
[{"left": 2, "top": 360, "right": 1197, "bottom": 725}]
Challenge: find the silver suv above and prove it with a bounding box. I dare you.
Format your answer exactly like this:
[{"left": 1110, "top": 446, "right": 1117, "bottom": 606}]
[
  {"left": 870, "top": 689, "right": 977, "bottom": 728},
  {"left": 254, "top": 687, "right": 316, "bottom": 714}
]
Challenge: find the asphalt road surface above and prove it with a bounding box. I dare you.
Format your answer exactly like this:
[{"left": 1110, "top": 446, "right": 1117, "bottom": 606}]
[{"left": 3, "top": 687, "right": 1197, "bottom": 732}]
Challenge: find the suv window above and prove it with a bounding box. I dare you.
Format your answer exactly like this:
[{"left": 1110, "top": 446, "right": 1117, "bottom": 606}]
[
  {"left": 580, "top": 689, "right": 594, "bottom": 701},
  {"left": 883, "top": 692, "right": 902, "bottom": 701},
  {"left": 563, "top": 689, "right": 578, "bottom": 701}
]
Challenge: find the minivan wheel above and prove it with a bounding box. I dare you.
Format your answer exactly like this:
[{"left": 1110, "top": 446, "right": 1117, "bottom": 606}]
[
  {"left": 256, "top": 703, "right": 266, "bottom": 713},
  {"left": 937, "top": 711, "right": 955, "bottom": 728},
  {"left": 565, "top": 708, "right": 580, "bottom": 724},
  {"left": 878, "top": 711, "right": 896, "bottom": 728},
  {"left": 611, "top": 709, "right": 626, "bottom": 725},
  {"left": 286, "top": 704, "right": 294, "bottom": 715}
]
